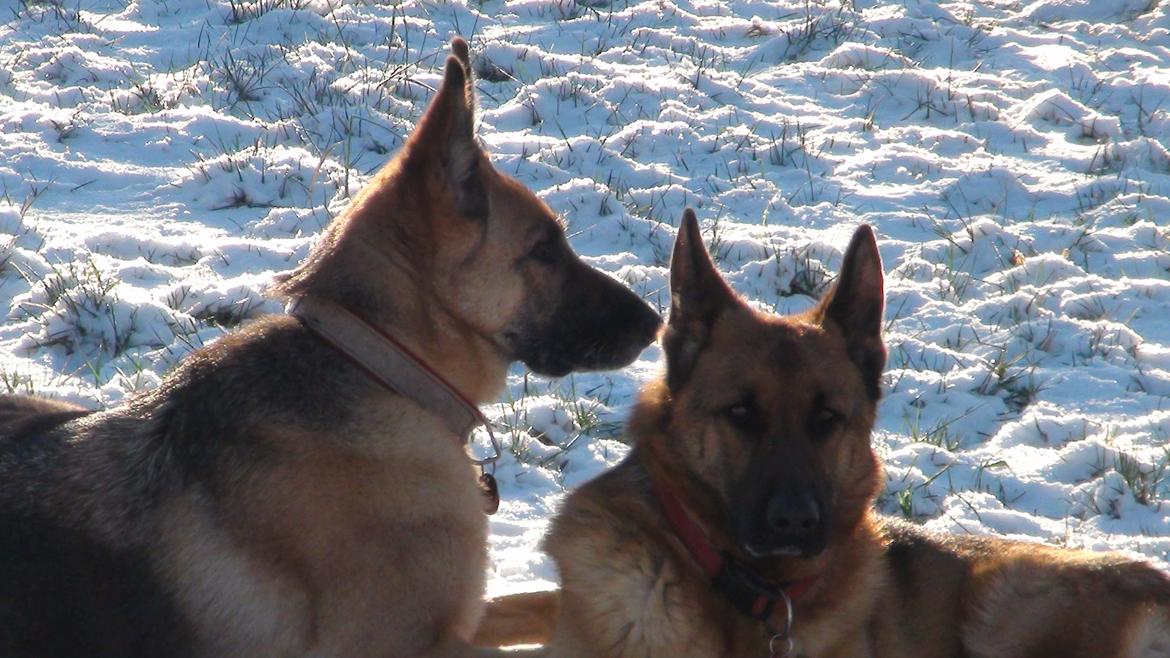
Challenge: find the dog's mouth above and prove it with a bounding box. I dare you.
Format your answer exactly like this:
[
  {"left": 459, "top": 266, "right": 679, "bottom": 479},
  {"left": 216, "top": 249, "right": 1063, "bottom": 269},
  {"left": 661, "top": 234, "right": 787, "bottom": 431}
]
[
  {"left": 742, "top": 543, "right": 803, "bottom": 559},
  {"left": 732, "top": 487, "right": 831, "bottom": 562},
  {"left": 501, "top": 331, "right": 574, "bottom": 377},
  {"left": 735, "top": 516, "right": 828, "bottom": 561},
  {"left": 741, "top": 541, "right": 825, "bottom": 560},
  {"left": 524, "top": 354, "right": 575, "bottom": 378},
  {"left": 521, "top": 344, "right": 640, "bottom": 378}
]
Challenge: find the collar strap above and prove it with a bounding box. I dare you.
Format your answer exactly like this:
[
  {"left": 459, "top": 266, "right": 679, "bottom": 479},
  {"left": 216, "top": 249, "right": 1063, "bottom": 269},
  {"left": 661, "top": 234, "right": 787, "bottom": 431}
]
[
  {"left": 288, "top": 296, "right": 501, "bottom": 471},
  {"left": 651, "top": 481, "right": 819, "bottom": 622}
]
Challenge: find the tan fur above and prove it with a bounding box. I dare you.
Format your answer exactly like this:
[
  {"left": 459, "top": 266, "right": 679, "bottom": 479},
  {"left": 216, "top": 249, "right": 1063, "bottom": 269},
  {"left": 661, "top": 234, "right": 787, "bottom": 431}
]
[
  {"left": 157, "top": 490, "right": 310, "bottom": 656},
  {"left": 481, "top": 211, "right": 1170, "bottom": 657}
]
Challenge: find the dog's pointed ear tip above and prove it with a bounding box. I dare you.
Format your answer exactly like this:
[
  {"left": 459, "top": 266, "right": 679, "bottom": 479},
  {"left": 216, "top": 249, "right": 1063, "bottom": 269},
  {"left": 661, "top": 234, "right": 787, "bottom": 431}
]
[
  {"left": 847, "top": 224, "right": 883, "bottom": 268},
  {"left": 679, "top": 208, "right": 702, "bottom": 244},
  {"left": 851, "top": 223, "right": 877, "bottom": 246},
  {"left": 450, "top": 37, "right": 471, "bottom": 66}
]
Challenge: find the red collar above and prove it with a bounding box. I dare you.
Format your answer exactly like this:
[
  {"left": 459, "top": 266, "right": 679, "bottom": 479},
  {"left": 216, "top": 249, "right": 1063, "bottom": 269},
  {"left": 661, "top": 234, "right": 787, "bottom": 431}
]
[{"left": 650, "top": 478, "right": 820, "bottom": 623}]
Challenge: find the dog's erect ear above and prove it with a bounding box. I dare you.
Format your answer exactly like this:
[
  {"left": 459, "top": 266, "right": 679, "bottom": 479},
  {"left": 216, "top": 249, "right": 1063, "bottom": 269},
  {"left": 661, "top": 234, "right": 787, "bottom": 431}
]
[
  {"left": 668, "top": 209, "right": 736, "bottom": 320},
  {"left": 414, "top": 37, "right": 486, "bottom": 218},
  {"left": 818, "top": 225, "right": 886, "bottom": 399},
  {"left": 662, "top": 208, "right": 737, "bottom": 391}
]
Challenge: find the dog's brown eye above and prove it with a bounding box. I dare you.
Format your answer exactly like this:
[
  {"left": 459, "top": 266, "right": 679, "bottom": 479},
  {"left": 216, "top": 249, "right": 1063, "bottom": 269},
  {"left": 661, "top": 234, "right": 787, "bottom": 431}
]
[
  {"left": 809, "top": 407, "right": 842, "bottom": 440},
  {"left": 721, "top": 399, "right": 761, "bottom": 435},
  {"left": 529, "top": 239, "right": 560, "bottom": 265}
]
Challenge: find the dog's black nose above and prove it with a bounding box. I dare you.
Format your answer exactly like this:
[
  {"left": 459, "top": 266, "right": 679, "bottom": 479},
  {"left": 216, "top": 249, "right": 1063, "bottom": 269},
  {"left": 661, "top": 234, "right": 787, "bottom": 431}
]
[
  {"left": 766, "top": 489, "right": 823, "bottom": 537},
  {"left": 596, "top": 280, "right": 661, "bottom": 366}
]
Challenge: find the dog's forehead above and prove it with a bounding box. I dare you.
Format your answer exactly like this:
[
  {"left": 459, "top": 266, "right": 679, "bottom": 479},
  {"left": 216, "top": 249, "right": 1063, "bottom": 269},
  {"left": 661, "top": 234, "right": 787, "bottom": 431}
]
[
  {"left": 769, "top": 318, "right": 824, "bottom": 355},
  {"left": 706, "top": 310, "right": 838, "bottom": 386},
  {"left": 755, "top": 313, "right": 834, "bottom": 363}
]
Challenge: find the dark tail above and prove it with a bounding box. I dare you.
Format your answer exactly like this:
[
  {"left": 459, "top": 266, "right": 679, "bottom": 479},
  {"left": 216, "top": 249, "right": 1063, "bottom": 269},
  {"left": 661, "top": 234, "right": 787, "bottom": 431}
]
[{"left": 0, "top": 395, "right": 93, "bottom": 441}]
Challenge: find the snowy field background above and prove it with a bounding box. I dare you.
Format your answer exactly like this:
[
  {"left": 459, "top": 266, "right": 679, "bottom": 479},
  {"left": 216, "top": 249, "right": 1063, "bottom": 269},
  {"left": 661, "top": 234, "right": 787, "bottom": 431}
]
[{"left": 1, "top": 0, "right": 1169, "bottom": 594}]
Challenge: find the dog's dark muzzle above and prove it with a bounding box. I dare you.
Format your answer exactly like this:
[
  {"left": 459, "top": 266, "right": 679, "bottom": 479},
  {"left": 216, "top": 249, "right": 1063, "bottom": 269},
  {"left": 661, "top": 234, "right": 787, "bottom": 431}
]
[{"left": 516, "top": 264, "right": 661, "bottom": 377}]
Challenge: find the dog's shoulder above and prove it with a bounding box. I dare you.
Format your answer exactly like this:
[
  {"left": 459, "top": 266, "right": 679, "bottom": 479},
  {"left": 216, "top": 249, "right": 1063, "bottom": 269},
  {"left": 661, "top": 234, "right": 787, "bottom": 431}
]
[
  {"left": 146, "top": 314, "right": 366, "bottom": 428},
  {"left": 545, "top": 455, "right": 656, "bottom": 560},
  {"left": 123, "top": 314, "right": 376, "bottom": 478}
]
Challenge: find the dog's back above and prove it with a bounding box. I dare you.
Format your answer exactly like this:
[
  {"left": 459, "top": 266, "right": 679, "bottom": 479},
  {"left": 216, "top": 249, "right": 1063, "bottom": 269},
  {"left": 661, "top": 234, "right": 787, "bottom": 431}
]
[{"left": 872, "top": 518, "right": 1170, "bottom": 657}]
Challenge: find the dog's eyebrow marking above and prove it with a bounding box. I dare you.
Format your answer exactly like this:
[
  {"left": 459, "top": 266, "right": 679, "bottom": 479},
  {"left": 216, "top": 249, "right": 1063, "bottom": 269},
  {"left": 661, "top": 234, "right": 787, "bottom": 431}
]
[
  {"left": 772, "top": 334, "right": 801, "bottom": 361},
  {"left": 701, "top": 386, "right": 751, "bottom": 411}
]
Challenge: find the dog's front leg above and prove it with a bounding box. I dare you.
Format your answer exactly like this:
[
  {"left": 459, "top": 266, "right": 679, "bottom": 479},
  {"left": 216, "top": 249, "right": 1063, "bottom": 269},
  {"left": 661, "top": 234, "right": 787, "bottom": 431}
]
[{"left": 473, "top": 591, "right": 560, "bottom": 647}]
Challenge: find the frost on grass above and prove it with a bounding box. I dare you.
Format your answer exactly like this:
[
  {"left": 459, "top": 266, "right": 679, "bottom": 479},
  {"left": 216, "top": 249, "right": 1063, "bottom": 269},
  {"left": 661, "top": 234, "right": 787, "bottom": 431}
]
[
  {"left": 0, "top": 0, "right": 1168, "bottom": 593},
  {"left": 174, "top": 143, "right": 350, "bottom": 211}
]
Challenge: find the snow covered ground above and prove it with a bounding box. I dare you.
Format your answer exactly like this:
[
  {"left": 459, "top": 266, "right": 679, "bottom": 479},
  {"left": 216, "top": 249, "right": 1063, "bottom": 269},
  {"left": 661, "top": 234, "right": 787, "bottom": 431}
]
[{"left": 1, "top": 0, "right": 1169, "bottom": 595}]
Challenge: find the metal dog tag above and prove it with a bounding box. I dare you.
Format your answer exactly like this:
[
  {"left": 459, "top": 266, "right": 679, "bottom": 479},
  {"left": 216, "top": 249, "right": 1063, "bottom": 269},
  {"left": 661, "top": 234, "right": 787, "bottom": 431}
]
[{"left": 479, "top": 472, "right": 500, "bottom": 515}]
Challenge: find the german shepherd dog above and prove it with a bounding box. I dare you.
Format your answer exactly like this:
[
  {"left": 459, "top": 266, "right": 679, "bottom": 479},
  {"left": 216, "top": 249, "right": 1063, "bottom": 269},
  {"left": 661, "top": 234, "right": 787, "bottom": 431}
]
[
  {"left": 0, "top": 39, "right": 659, "bottom": 658},
  {"left": 481, "top": 209, "right": 1170, "bottom": 657}
]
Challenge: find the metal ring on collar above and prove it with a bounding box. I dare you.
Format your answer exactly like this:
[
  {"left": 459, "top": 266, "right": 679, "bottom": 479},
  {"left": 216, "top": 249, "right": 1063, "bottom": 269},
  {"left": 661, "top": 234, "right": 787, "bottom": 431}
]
[
  {"left": 768, "top": 633, "right": 794, "bottom": 658},
  {"left": 766, "top": 587, "right": 794, "bottom": 657},
  {"left": 470, "top": 422, "right": 501, "bottom": 475}
]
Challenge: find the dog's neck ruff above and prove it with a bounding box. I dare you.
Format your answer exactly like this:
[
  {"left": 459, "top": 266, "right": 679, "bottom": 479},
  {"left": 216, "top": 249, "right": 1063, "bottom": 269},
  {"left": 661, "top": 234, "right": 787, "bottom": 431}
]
[
  {"left": 650, "top": 478, "right": 819, "bottom": 651},
  {"left": 288, "top": 296, "right": 501, "bottom": 512}
]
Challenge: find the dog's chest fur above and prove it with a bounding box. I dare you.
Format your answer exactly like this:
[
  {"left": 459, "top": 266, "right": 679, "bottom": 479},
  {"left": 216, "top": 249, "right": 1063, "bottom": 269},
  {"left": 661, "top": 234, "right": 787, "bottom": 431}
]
[{"left": 156, "top": 405, "right": 490, "bottom": 657}]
